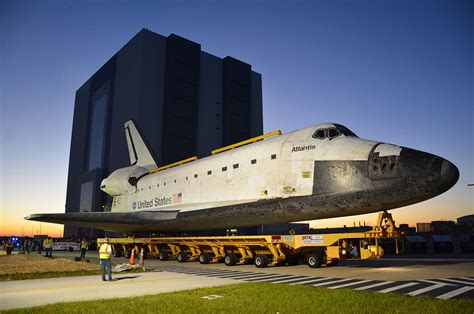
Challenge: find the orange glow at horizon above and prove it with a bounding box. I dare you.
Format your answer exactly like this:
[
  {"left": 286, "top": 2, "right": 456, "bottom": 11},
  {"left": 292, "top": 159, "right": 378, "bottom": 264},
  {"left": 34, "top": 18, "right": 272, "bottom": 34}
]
[{"left": 0, "top": 216, "right": 64, "bottom": 238}]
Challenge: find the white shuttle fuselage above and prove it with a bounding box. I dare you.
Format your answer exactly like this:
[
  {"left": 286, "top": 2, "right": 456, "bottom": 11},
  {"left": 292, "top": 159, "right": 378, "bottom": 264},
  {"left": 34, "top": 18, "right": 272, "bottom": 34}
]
[{"left": 27, "top": 121, "right": 459, "bottom": 232}]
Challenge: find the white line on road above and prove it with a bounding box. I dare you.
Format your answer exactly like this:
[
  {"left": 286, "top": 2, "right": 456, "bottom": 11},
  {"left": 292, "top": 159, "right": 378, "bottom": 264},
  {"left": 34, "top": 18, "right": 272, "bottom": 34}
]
[
  {"left": 249, "top": 275, "right": 294, "bottom": 282},
  {"left": 354, "top": 281, "right": 394, "bottom": 291},
  {"left": 419, "top": 279, "right": 456, "bottom": 286},
  {"left": 271, "top": 276, "right": 309, "bottom": 284},
  {"left": 436, "top": 286, "right": 474, "bottom": 300},
  {"left": 312, "top": 278, "right": 352, "bottom": 287},
  {"left": 290, "top": 277, "right": 333, "bottom": 285},
  {"left": 458, "top": 277, "right": 474, "bottom": 282},
  {"left": 438, "top": 278, "right": 474, "bottom": 286},
  {"left": 329, "top": 279, "right": 373, "bottom": 289},
  {"left": 378, "top": 282, "right": 418, "bottom": 293},
  {"left": 407, "top": 284, "right": 446, "bottom": 296}
]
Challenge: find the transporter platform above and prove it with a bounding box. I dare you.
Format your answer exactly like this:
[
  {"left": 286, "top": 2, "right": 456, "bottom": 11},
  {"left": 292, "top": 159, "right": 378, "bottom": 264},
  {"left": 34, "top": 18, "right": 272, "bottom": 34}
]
[{"left": 99, "top": 211, "right": 403, "bottom": 268}]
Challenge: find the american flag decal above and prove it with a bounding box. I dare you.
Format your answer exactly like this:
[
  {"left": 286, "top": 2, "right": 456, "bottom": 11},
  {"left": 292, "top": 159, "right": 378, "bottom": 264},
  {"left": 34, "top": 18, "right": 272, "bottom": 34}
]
[{"left": 173, "top": 192, "right": 183, "bottom": 203}]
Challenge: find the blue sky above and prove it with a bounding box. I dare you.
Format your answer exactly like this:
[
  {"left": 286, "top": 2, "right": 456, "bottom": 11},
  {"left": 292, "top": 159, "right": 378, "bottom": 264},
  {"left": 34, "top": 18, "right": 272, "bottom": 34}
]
[{"left": 1, "top": 0, "right": 472, "bottom": 235}]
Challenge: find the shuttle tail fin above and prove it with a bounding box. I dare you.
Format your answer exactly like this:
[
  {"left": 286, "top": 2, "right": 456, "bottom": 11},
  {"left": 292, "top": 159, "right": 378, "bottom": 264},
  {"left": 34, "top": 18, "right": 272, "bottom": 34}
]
[{"left": 124, "top": 120, "right": 158, "bottom": 170}]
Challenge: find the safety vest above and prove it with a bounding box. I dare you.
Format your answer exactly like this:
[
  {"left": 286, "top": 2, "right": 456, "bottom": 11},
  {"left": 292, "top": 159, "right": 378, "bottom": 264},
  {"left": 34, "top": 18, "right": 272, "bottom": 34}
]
[
  {"left": 81, "top": 241, "right": 87, "bottom": 249},
  {"left": 99, "top": 243, "right": 111, "bottom": 259},
  {"left": 43, "top": 239, "right": 52, "bottom": 248}
]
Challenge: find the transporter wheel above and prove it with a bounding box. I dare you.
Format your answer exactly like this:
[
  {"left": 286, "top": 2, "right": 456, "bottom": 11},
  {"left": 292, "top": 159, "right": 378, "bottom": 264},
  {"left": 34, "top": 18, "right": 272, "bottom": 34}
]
[
  {"left": 198, "top": 253, "right": 211, "bottom": 264},
  {"left": 158, "top": 251, "right": 169, "bottom": 261},
  {"left": 224, "top": 253, "right": 237, "bottom": 266},
  {"left": 254, "top": 254, "right": 269, "bottom": 268},
  {"left": 177, "top": 252, "right": 189, "bottom": 263},
  {"left": 307, "top": 254, "right": 322, "bottom": 268}
]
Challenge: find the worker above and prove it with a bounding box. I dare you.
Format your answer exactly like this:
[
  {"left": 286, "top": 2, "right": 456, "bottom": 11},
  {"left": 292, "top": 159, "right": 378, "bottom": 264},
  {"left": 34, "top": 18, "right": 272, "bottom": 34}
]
[
  {"left": 99, "top": 238, "right": 113, "bottom": 281},
  {"left": 6, "top": 239, "right": 13, "bottom": 255},
  {"left": 80, "top": 238, "right": 87, "bottom": 259},
  {"left": 349, "top": 242, "right": 359, "bottom": 258},
  {"left": 361, "top": 239, "right": 369, "bottom": 249},
  {"left": 43, "top": 237, "right": 53, "bottom": 257}
]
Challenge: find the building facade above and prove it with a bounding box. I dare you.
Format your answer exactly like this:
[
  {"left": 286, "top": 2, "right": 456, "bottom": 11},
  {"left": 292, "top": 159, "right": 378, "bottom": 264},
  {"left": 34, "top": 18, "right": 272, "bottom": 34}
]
[{"left": 65, "top": 29, "right": 263, "bottom": 238}]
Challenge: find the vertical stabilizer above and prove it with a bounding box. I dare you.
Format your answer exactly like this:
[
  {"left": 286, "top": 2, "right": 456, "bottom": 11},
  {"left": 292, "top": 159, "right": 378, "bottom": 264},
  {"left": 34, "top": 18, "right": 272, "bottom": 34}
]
[{"left": 124, "top": 120, "right": 158, "bottom": 170}]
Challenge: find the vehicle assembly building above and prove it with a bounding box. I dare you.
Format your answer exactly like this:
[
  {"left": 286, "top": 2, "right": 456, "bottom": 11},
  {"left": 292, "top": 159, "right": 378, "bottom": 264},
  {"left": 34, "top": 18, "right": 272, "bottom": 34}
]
[{"left": 65, "top": 29, "right": 263, "bottom": 238}]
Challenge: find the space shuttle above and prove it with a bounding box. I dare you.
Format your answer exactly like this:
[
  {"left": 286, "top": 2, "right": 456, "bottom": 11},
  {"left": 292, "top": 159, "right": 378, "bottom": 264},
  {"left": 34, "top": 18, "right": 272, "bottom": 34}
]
[{"left": 26, "top": 120, "right": 459, "bottom": 233}]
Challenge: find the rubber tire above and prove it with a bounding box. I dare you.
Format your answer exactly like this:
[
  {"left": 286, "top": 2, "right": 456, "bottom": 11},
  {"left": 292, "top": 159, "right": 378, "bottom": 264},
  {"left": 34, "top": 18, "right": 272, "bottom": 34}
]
[
  {"left": 307, "top": 254, "right": 322, "bottom": 268},
  {"left": 158, "top": 251, "right": 168, "bottom": 261},
  {"left": 254, "top": 254, "right": 269, "bottom": 268},
  {"left": 224, "top": 253, "right": 237, "bottom": 266},
  {"left": 198, "top": 253, "right": 211, "bottom": 264},
  {"left": 177, "top": 252, "right": 189, "bottom": 263}
]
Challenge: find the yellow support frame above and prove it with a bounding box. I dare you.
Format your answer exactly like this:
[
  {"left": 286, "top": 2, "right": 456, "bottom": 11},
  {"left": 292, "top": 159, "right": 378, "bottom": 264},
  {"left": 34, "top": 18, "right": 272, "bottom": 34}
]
[
  {"left": 98, "top": 211, "right": 403, "bottom": 266},
  {"left": 211, "top": 130, "right": 282, "bottom": 155},
  {"left": 149, "top": 156, "right": 198, "bottom": 174}
]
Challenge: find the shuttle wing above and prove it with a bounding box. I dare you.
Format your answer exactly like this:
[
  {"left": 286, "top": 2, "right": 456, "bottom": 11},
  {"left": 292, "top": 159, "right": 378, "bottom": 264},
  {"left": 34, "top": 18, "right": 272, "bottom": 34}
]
[{"left": 25, "top": 210, "right": 179, "bottom": 232}]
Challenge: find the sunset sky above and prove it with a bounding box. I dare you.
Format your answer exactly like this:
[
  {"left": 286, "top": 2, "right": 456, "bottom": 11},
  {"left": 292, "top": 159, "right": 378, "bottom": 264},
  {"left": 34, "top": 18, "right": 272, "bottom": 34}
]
[{"left": 1, "top": 0, "right": 472, "bottom": 237}]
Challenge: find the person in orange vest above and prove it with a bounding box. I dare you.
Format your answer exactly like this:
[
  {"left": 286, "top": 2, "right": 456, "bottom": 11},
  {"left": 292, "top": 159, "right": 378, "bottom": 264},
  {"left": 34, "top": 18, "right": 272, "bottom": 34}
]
[{"left": 99, "top": 238, "right": 113, "bottom": 281}]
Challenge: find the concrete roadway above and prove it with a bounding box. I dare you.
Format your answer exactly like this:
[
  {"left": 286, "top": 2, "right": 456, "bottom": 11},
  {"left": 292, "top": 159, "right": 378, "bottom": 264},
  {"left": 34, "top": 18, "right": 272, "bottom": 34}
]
[
  {"left": 52, "top": 251, "right": 474, "bottom": 281},
  {"left": 0, "top": 271, "right": 236, "bottom": 311},
  {"left": 142, "top": 256, "right": 474, "bottom": 281}
]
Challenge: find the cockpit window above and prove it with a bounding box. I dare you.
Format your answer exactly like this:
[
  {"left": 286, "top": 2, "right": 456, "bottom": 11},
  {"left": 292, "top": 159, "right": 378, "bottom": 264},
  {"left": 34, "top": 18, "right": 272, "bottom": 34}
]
[
  {"left": 312, "top": 129, "right": 326, "bottom": 139},
  {"left": 333, "top": 124, "right": 358, "bottom": 137},
  {"left": 328, "top": 128, "right": 341, "bottom": 139},
  {"left": 312, "top": 125, "right": 358, "bottom": 140}
]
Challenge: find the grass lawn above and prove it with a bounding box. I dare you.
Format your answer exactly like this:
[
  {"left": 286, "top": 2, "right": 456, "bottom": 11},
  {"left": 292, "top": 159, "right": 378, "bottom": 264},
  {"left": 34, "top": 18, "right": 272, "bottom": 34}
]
[
  {"left": 5, "top": 282, "right": 474, "bottom": 314},
  {"left": 0, "top": 254, "right": 100, "bottom": 282},
  {"left": 0, "top": 254, "right": 149, "bottom": 281},
  {"left": 0, "top": 270, "right": 102, "bottom": 281}
]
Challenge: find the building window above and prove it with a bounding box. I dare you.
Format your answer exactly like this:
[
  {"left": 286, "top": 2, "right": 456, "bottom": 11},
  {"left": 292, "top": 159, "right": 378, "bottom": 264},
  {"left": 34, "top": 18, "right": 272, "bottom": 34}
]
[
  {"left": 208, "top": 170, "right": 212, "bottom": 175},
  {"left": 251, "top": 159, "right": 257, "bottom": 164},
  {"left": 271, "top": 154, "right": 277, "bottom": 160},
  {"left": 87, "top": 93, "right": 108, "bottom": 171},
  {"left": 79, "top": 181, "right": 94, "bottom": 213},
  {"left": 233, "top": 164, "right": 239, "bottom": 169},
  {"left": 222, "top": 166, "right": 227, "bottom": 172}
]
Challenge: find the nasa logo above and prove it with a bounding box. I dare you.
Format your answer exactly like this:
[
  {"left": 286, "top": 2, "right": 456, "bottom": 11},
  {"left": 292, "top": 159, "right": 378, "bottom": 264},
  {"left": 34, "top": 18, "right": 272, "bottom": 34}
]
[{"left": 132, "top": 202, "right": 137, "bottom": 210}]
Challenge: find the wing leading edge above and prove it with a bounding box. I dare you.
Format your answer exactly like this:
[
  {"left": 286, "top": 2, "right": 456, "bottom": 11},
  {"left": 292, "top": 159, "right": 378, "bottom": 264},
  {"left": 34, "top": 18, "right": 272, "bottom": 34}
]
[{"left": 25, "top": 211, "right": 179, "bottom": 232}]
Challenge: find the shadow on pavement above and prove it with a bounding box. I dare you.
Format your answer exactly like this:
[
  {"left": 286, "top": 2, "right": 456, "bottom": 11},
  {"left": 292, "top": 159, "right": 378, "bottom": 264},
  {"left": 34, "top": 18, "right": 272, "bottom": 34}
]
[{"left": 113, "top": 276, "right": 140, "bottom": 281}]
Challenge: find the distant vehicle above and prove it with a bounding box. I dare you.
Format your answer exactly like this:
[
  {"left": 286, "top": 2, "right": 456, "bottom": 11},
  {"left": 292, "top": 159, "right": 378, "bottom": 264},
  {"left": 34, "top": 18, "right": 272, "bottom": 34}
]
[{"left": 27, "top": 120, "right": 459, "bottom": 233}]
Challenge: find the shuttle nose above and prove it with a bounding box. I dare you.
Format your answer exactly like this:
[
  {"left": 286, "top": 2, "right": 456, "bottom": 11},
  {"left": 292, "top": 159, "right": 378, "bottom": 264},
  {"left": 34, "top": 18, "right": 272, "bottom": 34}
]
[{"left": 438, "top": 159, "right": 459, "bottom": 192}]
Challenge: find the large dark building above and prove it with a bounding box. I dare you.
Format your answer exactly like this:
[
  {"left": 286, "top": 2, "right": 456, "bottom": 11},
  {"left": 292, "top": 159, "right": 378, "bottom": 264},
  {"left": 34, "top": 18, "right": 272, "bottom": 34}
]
[{"left": 65, "top": 29, "right": 263, "bottom": 238}]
